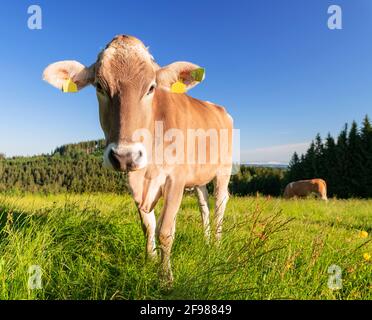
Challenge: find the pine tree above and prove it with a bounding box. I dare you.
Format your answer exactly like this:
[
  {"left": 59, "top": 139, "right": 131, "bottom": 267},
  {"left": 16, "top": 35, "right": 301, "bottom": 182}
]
[
  {"left": 323, "top": 133, "right": 337, "bottom": 196},
  {"left": 360, "top": 115, "right": 372, "bottom": 197},
  {"left": 286, "top": 152, "right": 301, "bottom": 183},
  {"left": 333, "top": 124, "right": 349, "bottom": 197},
  {"left": 347, "top": 121, "right": 363, "bottom": 197},
  {"left": 314, "top": 133, "right": 325, "bottom": 178},
  {"left": 302, "top": 141, "right": 316, "bottom": 179}
]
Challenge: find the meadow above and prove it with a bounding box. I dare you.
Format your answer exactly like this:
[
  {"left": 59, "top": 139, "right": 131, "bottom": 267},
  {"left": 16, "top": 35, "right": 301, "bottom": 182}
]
[{"left": 0, "top": 192, "right": 370, "bottom": 300}]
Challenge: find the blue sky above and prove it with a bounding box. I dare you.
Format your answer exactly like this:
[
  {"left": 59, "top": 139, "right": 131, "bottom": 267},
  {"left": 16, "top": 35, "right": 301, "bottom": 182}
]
[{"left": 1, "top": 0, "right": 372, "bottom": 163}]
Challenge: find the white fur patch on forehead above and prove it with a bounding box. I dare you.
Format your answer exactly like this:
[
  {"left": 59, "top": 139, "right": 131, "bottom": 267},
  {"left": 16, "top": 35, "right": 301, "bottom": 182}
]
[{"left": 99, "top": 40, "right": 154, "bottom": 66}]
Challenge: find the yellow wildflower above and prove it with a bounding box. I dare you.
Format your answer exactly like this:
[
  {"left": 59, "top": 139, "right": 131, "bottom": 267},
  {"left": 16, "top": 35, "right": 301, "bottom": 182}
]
[
  {"left": 285, "top": 263, "right": 293, "bottom": 270},
  {"left": 363, "top": 253, "right": 370, "bottom": 261},
  {"left": 359, "top": 231, "right": 368, "bottom": 239}
]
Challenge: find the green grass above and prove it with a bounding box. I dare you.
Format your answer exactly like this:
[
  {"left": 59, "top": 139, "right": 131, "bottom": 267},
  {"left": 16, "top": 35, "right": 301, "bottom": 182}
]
[{"left": 0, "top": 193, "right": 370, "bottom": 300}]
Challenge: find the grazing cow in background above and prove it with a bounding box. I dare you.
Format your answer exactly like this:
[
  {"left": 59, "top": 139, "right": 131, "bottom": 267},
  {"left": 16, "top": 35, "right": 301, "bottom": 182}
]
[
  {"left": 283, "top": 179, "right": 328, "bottom": 200},
  {"left": 42, "top": 35, "right": 233, "bottom": 287}
]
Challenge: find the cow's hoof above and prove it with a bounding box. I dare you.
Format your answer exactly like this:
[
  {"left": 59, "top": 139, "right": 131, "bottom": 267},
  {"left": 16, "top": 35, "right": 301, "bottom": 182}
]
[
  {"left": 160, "top": 279, "right": 174, "bottom": 292},
  {"left": 159, "top": 269, "right": 174, "bottom": 291}
]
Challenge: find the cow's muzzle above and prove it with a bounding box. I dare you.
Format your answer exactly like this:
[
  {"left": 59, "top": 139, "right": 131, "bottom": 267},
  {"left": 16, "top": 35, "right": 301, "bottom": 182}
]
[{"left": 104, "top": 143, "right": 147, "bottom": 172}]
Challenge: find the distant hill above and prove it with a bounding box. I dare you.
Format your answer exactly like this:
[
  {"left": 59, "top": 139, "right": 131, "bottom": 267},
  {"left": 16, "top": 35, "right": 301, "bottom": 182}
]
[
  {"left": 0, "top": 140, "right": 128, "bottom": 194},
  {"left": 53, "top": 140, "right": 106, "bottom": 158},
  {"left": 244, "top": 163, "right": 288, "bottom": 169}
]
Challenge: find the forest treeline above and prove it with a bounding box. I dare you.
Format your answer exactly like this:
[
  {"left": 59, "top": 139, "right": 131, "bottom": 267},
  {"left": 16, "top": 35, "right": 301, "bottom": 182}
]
[
  {"left": 286, "top": 115, "right": 372, "bottom": 198},
  {"left": 0, "top": 115, "right": 371, "bottom": 198},
  {"left": 0, "top": 139, "right": 284, "bottom": 195},
  {"left": 0, "top": 140, "right": 129, "bottom": 194}
]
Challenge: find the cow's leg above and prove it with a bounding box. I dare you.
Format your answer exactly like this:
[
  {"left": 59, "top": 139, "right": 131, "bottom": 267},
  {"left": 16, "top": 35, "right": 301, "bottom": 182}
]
[
  {"left": 138, "top": 209, "right": 157, "bottom": 260},
  {"left": 195, "top": 185, "right": 211, "bottom": 243},
  {"left": 130, "top": 170, "right": 163, "bottom": 261},
  {"left": 321, "top": 185, "right": 328, "bottom": 201},
  {"left": 213, "top": 173, "right": 230, "bottom": 243},
  {"left": 156, "top": 178, "right": 185, "bottom": 287}
]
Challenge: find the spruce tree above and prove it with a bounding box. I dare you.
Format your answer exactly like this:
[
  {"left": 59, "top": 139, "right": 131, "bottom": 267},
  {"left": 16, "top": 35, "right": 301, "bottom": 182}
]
[
  {"left": 314, "top": 133, "right": 325, "bottom": 178},
  {"left": 361, "top": 115, "right": 372, "bottom": 197},
  {"left": 334, "top": 124, "right": 349, "bottom": 197},
  {"left": 347, "top": 121, "right": 363, "bottom": 197},
  {"left": 323, "top": 133, "right": 337, "bottom": 196},
  {"left": 286, "top": 152, "right": 301, "bottom": 183},
  {"left": 303, "top": 141, "right": 316, "bottom": 179}
]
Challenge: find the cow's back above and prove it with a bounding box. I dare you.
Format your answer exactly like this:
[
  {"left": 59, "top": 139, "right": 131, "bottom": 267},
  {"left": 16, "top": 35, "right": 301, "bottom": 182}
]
[
  {"left": 154, "top": 89, "right": 232, "bottom": 131},
  {"left": 284, "top": 179, "right": 327, "bottom": 199}
]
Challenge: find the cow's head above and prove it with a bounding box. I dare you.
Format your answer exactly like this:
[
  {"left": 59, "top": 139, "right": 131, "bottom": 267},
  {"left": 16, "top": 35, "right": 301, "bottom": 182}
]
[{"left": 43, "top": 35, "right": 204, "bottom": 172}]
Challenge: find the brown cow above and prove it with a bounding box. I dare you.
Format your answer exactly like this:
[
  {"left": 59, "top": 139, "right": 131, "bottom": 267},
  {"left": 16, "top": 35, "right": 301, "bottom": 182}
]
[
  {"left": 42, "top": 35, "right": 233, "bottom": 287},
  {"left": 283, "top": 179, "right": 328, "bottom": 200}
]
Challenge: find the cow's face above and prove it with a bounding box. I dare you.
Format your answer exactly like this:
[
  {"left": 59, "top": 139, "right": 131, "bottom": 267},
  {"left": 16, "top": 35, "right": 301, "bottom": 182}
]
[
  {"left": 43, "top": 35, "right": 204, "bottom": 172},
  {"left": 95, "top": 36, "right": 158, "bottom": 172}
]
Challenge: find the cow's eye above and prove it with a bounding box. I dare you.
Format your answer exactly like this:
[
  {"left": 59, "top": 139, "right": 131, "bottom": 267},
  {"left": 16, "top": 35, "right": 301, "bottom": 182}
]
[{"left": 147, "top": 83, "right": 156, "bottom": 95}]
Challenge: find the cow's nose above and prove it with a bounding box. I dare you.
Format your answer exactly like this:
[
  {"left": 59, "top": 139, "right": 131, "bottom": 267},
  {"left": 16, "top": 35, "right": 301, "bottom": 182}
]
[
  {"left": 109, "top": 144, "right": 146, "bottom": 171},
  {"left": 109, "top": 149, "right": 127, "bottom": 171}
]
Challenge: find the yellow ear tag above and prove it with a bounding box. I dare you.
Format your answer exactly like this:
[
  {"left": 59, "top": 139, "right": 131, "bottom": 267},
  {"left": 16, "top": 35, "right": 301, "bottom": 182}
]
[
  {"left": 62, "top": 78, "right": 78, "bottom": 93},
  {"left": 171, "top": 81, "right": 187, "bottom": 93},
  {"left": 191, "top": 68, "right": 205, "bottom": 82}
]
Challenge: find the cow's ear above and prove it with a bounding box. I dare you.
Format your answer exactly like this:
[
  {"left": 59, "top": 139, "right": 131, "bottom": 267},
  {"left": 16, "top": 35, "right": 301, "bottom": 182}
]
[
  {"left": 43, "top": 60, "right": 95, "bottom": 92},
  {"left": 156, "top": 61, "right": 205, "bottom": 93}
]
